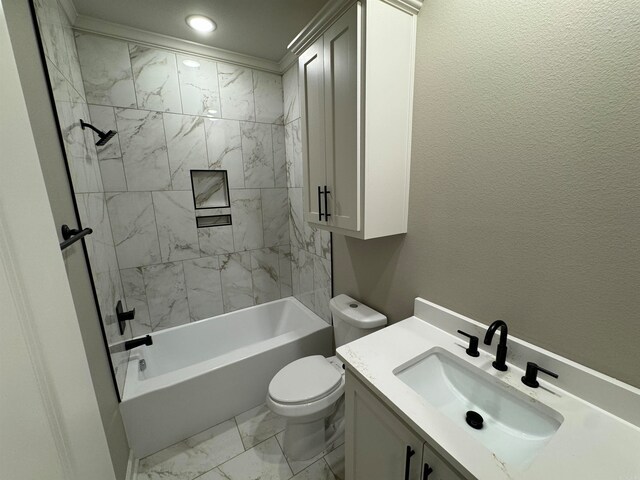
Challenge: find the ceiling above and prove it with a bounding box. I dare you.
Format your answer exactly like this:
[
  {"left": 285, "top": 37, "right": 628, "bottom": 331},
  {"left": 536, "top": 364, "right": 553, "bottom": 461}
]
[{"left": 71, "top": 0, "right": 328, "bottom": 62}]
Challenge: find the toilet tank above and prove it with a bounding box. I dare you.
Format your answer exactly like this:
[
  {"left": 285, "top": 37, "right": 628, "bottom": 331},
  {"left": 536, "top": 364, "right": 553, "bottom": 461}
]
[{"left": 330, "top": 294, "right": 387, "bottom": 348}]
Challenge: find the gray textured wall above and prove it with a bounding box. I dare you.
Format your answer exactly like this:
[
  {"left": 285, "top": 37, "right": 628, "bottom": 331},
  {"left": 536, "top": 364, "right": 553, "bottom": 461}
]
[{"left": 334, "top": 0, "right": 640, "bottom": 387}]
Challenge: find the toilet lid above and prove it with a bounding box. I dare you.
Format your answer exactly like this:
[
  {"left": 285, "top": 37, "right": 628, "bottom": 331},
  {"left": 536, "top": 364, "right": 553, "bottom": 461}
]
[{"left": 269, "top": 355, "right": 342, "bottom": 405}]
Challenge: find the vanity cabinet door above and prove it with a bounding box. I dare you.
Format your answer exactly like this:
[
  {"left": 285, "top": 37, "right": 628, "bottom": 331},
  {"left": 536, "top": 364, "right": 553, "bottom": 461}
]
[
  {"left": 421, "top": 443, "right": 465, "bottom": 480},
  {"left": 323, "top": 2, "right": 360, "bottom": 232},
  {"left": 300, "top": 36, "right": 327, "bottom": 225},
  {"left": 345, "top": 371, "right": 423, "bottom": 480}
]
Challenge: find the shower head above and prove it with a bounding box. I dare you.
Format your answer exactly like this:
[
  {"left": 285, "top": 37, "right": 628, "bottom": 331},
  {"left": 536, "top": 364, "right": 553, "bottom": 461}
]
[
  {"left": 80, "top": 119, "right": 118, "bottom": 146},
  {"left": 95, "top": 129, "right": 117, "bottom": 146}
]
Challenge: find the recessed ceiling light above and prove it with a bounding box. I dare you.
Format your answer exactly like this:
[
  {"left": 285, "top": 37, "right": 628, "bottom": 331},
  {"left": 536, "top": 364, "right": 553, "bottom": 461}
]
[
  {"left": 182, "top": 59, "right": 201, "bottom": 68},
  {"left": 186, "top": 15, "right": 216, "bottom": 33},
  {"left": 207, "top": 109, "right": 218, "bottom": 116}
]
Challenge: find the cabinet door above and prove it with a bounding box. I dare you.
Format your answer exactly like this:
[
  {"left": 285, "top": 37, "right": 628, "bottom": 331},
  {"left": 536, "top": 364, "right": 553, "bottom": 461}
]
[
  {"left": 421, "top": 443, "right": 465, "bottom": 480},
  {"left": 299, "top": 37, "right": 327, "bottom": 224},
  {"left": 323, "top": 3, "right": 360, "bottom": 231},
  {"left": 345, "top": 372, "right": 423, "bottom": 480}
]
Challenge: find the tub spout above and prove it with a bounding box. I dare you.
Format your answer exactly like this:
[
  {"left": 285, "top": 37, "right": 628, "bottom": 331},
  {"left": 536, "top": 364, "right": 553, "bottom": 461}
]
[{"left": 110, "top": 335, "right": 153, "bottom": 353}]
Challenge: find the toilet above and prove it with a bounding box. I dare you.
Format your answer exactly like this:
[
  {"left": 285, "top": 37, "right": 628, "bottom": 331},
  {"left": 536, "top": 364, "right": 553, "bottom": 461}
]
[{"left": 267, "top": 294, "right": 387, "bottom": 460}]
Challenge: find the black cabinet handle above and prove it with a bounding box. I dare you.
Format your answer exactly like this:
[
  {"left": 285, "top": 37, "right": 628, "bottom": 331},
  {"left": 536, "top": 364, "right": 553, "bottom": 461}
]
[
  {"left": 423, "top": 463, "right": 434, "bottom": 479},
  {"left": 404, "top": 446, "right": 415, "bottom": 480},
  {"left": 323, "top": 186, "right": 331, "bottom": 219},
  {"left": 317, "top": 186, "right": 324, "bottom": 221}
]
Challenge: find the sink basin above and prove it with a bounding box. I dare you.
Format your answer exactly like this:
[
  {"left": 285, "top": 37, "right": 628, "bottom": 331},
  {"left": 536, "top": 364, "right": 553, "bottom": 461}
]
[{"left": 394, "top": 348, "right": 563, "bottom": 469}]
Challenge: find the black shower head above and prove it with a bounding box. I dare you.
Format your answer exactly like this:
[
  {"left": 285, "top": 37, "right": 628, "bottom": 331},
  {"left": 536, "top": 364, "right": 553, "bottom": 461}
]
[
  {"left": 80, "top": 119, "right": 118, "bottom": 146},
  {"left": 95, "top": 129, "right": 117, "bottom": 146}
]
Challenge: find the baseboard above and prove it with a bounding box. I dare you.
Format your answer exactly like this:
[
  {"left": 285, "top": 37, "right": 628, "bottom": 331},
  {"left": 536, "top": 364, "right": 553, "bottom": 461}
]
[{"left": 125, "top": 449, "right": 138, "bottom": 480}]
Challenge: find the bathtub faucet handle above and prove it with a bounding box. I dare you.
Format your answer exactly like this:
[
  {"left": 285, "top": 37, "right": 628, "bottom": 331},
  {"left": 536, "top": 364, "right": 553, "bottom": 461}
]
[{"left": 116, "top": 300, "right": 136, "bottom": 335}]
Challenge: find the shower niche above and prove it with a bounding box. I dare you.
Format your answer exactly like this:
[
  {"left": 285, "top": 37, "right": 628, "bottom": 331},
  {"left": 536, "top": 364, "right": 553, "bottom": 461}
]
[{"left": 191, "top": 170, "right": 232, "bottom": 228}]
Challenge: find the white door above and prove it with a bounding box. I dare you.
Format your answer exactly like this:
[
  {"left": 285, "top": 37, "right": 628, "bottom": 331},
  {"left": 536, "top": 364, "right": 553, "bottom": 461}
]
[
  {"left": 345, "top": 372, "right": 423, "bottom": 480},
  {"left": 323, "top": 3, "right": 361, "bottom": 231},
  {"left": 300, "top": 36, "right": 327, "bottom": 224},
  {"left": 0, "top": 3, "right": 116, "bottom": 478}
]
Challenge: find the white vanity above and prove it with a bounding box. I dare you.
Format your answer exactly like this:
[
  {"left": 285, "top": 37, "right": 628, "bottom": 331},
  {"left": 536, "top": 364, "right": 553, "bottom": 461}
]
[{"left": 337, "top": 298, "right": 640, "bottom": 479}]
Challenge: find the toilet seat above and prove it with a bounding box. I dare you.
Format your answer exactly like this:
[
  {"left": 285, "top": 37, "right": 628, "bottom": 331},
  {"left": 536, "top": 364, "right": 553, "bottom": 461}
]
[
  {"left": 266, "top": 355, "right": 345, "bottom": 419},
  {"left": 269, "top": 355, "right": 342, "bottom": 405}
]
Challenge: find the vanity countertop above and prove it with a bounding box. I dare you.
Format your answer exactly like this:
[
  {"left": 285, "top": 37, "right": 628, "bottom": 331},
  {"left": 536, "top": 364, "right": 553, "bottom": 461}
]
[{"left": 336, "top": 299, "right": 640, "bottom": 479}]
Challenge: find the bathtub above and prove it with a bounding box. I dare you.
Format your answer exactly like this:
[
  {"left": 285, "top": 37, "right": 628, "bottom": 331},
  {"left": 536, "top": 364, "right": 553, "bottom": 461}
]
[{"left": 120, "top": 297, "right": 333, "bottom": 458}]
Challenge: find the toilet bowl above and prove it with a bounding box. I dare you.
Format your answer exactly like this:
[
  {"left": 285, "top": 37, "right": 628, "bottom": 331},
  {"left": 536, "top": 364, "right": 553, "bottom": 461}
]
[{"left": 267, "top": 295, "right": 386, "bottom": 460}]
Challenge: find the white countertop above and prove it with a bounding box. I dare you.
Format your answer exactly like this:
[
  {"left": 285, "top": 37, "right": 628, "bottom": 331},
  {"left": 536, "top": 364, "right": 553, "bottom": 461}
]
[{"left": 336, "top": 303, "right": 640, "bottom": 479}]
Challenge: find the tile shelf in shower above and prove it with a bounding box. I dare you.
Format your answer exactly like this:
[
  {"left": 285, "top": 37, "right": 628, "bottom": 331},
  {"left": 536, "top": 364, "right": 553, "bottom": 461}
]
[
  {"left": 196, "top": 214, "right": 232, "bottom": 228},
  {"left": 191, "top": 169, "right": 230, "bottom": 210}
]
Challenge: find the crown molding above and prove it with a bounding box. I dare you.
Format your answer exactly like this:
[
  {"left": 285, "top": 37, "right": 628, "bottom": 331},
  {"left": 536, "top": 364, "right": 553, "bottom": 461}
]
[
  {"left": 287, "top": 0, "right": 355, "bottom": 55},
  {"left": 73, "top": 15, "right": 282, "bottom": 74},
  {"left": 380, "top": 0, "right": 423, "bottom": 15},
  {"left": 58, "top": 0, "right": 78, "bottom": 24},
  {"left": 278, "top": 50, "right": 298, "bottom": 73},
  {"left": 287, "top": 0, "right": 423, "bottom": 56}
]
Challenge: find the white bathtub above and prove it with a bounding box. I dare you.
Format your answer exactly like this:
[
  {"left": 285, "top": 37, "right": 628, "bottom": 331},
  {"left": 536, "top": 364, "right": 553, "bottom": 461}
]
[{"left": 120, "top": 297, "right": 333, "bottom": 458}]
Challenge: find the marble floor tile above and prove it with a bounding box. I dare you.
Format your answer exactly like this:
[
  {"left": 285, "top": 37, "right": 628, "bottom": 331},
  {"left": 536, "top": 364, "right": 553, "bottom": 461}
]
[
  {"left": 323, "top": 443, "right": 345, "bottom": 480},
  {"left": 216, "top": 437, "right": 293, "bottom": 480},
  {"left": 195, "top": 468, "right": 227, "bottom": 480},
  {"left": 291, "top": 459, "right": 337, "bottom": 480},
  {"left": 137, "top": 419, "right": 244, "bottom": 480},
  {"left": 236, "top": 404, "right": 288, "bottom": 450}
]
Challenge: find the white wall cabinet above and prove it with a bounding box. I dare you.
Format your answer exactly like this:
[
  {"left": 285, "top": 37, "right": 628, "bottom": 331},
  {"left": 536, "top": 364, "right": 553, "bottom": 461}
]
[
  {"left": 345, "top": 371, "right": 464, "bottom": 480},
  {"left": 292, "top": 0, "right": 422, "bottom": 239}
]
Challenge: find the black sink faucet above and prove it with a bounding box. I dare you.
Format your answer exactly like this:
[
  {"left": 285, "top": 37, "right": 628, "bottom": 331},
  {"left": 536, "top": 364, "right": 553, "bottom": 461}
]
[{"left": 484, "top": 320, "right": 509, "bottom": 371}]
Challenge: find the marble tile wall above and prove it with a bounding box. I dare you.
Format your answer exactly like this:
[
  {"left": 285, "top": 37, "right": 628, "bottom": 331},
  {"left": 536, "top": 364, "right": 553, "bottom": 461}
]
[
  {"left": 73, "top": 33, "right": 333, "bottom": 338},
  {"left": 33, "top": 0, "right": 131, "bottom": 395},
  {"left": 35, "top": 7, "right": 334, "bottom": 400},
  {"left": 282, "top": 65, "right": 333, "bottom": 323}
]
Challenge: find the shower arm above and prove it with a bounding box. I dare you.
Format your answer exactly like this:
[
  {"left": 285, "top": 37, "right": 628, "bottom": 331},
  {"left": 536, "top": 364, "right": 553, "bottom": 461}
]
[{"left": 80, "top": 119, "right": 105, "bottom": 136}]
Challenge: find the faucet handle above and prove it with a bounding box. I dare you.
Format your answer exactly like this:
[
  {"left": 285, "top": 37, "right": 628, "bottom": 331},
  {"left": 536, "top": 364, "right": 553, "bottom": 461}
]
[
  {"left": 457, "top": 330, "right": 480, "bottom": 357},
  {"left": 521, "top": 362, "right": 558, "bottom": 388}
]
